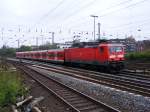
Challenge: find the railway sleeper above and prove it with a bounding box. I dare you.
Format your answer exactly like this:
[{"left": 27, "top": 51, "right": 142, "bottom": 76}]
[
  {"left": 66, "top": 97, "right": 85, "bottom": 102},
  {"left": 55, "top": 89, "right": 70, "bottom": 93},
  {"left": 59, "top": 92, "right": 74, "bottom": 96},
  {"left": 78, "top": 105, "right": 99, "bottom": 111},
  {"left": 70, "top": 100, "right": 89, "bottom": 105},
  {"left": 74, "top": 102, "right": 95, "bottom": 108},
  {"left": 63, "top": 95, "right": 79, "bottom": 99},
  {"left": 62, "top": 93, "right": 78, "bottom": 97},
  {"left": 84, "top": 108, "right": 106, "bottom": 112}
]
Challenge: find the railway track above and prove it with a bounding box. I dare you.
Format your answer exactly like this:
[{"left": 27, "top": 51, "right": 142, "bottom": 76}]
[
  {"left": 125, "top": 62, "right": 150, "bottom": 74},
  {"left": 30, "top": 64, "right": 150, "bottom": 97},
  {"left": 123, "top": 68, "right": 150, "bottom": 75},
  {"left": 15, "top": 63, "right": 119, "bottom": 112},
  {"left": 9, "top": 59, "right": 150, "bottom": 97},
  {"left": 120, "top": 70, "right": 150, "bottom": 80}
]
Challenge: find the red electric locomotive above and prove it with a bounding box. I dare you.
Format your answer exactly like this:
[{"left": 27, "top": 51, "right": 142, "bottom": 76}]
[
  {"left": 65, "top": 42, "right": 124, "bottom": 71},
  {"left": 16, "top": 42, "right": 125, "bottom": 71}
]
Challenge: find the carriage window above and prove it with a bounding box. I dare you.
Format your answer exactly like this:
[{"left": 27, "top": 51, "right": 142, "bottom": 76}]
[
  {"left": 49, "top": 53, "right": 55, "bottom": 57},
  {"left": 35, "top": 53, "right": 40, "bottom": 57},
  {"left": 57, "top": 53, "right": 64, "bottom": 57},
  {"left": 42, "top": 53, "right": 46, "bottom": 57},
  {"left": 35, "top": 53, "right": 38, "bottom": 57}
]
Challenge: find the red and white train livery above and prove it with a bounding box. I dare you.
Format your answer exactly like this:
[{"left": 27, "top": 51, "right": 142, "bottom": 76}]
[{"left": 16, "top": 42, "right": 125, "bottom": 71}]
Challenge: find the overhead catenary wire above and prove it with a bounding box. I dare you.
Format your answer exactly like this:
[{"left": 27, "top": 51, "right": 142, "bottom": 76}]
[
  {"left": 106, "top": 17, "right": 150, "bottom": 29},
  {"left": 28, "top": 0, "right": 67, "bottom": 33},
  {"left": 106, "top": 20, "right": 150, "bottom": 35},
  {"left": 33, "top": 0, "right": 133, "bottom": 30},
  {"left": 30, "top": 0, "right": 149, "bottom": 33},
  {"left": 63, "top": 0, "right": 130, "bottom": 25},
  {"left": 2, "top": 0, "right": 150, "bottom": 47},
  {"left": 21, "top": 0, "right": 67, "bottom": 46},
  {"left": 99, "top": 0, "right": 149, "bottom": 17},
  {"left": 40, "top": 0, "right": 100, "bottom": 30},
  {"left": 63, "top": 0, "right": 99, "bottom": 21},
  {"left": 69, "top": 0, "right": 149, "bottom": 29},
  {"left": 63, "top": 0, "right": 132, "bottom": 24},
  {"left": 38, "top": 0, "right": 66, "bottom": 23}
]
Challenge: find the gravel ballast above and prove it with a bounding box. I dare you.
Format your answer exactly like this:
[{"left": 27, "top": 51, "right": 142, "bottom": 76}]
[{"left": 31, "top": 66, "right": 150, "bottom": 112}]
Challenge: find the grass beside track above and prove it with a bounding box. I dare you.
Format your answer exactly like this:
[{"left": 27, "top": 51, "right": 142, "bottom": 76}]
[{"left": 0, "top": 60, "right": 26, "bottom": 112}]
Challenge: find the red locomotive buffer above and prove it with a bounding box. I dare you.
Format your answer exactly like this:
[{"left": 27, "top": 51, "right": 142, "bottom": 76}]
[{"left": 16, "top": 42, "right": 125, "bottom": 71}]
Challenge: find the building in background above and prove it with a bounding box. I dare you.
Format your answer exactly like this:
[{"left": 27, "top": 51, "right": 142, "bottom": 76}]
[{"left": 136, "top": 40, "right": 150, "bottom": 52}]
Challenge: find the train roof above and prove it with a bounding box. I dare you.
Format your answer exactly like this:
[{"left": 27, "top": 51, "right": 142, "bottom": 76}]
[
  {"left": 16, "top": 49, "right": 64, "bottom": 54},
  {"left": 16, "top": 40, "right": 123, "bottom": 54},
  {"left": 47, "top": 49, "right": 64, "bottom": 52},
  {"left": 71, "top": 40, "right": 124, "bottom": 48},
  {"left": 99, "top": 43, "right": 124, "bottom": 46}
]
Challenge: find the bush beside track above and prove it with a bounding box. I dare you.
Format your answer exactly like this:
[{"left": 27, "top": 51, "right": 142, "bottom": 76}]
[{"left": 125, "top": 50, "right": 150, "bottom": 60}]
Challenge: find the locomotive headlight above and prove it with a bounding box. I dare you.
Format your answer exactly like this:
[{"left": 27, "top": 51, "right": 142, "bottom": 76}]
[
  {"left": 109, "top": 55, "right": 116, "bottom": 58},
  {"left": 117, "top": 55, "right": 124, "bottom": 58}
]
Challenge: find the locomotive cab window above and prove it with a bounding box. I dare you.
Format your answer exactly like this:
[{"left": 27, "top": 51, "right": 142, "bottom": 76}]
[{"left": 110, "top": 46, "right": 123, "bottom": 53}]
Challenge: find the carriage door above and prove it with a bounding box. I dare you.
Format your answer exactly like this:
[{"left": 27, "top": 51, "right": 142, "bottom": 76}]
[{"left": 54, "top": 52, "right": 58, "bottom": 61}]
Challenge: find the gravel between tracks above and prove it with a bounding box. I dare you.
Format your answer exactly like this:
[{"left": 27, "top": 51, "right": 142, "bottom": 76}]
[{"left": 30, "top": 66, "right": 150, "bottom": 112}]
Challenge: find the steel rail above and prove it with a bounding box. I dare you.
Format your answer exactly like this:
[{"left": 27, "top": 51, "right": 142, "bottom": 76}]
[
  {"left": 8, "top": 59, "right": 150, "bottom": 97},
  {"left": 30, "top": 64, "right": 150, "bottom": 97},
  {"left": 15, "top": 63, "right": 120, "bottom": 112}
]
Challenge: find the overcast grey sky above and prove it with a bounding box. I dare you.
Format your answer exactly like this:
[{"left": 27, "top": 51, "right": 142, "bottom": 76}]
[{"left": 0, "top": 0, "right": 150, "bottom": 47}]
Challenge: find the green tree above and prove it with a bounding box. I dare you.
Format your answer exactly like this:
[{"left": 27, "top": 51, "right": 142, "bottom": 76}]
[
  {"left": 0, "top": 46, "right": 16, "bottom": 57},
  {"left": 17, "top": 45, "right": 32, "bottom": 52},
  {"left": 38, "top": 43, "right": 58, "bottom": 50}
]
